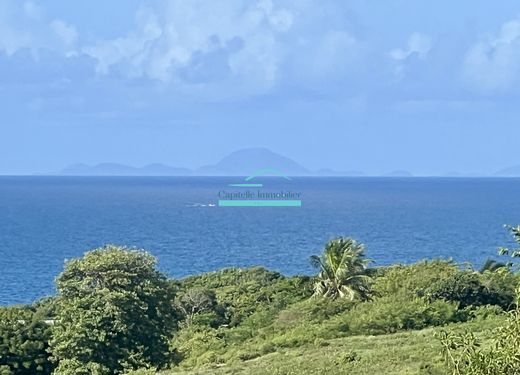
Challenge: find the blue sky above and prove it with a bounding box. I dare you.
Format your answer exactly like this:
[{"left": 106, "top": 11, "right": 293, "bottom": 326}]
[{"left": 1, "top": 0, "right": 520, "bottom": 175}]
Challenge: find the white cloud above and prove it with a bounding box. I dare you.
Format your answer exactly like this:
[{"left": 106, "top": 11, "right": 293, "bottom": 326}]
[
  {"left": 50, "top": 19, "right": 78, "bottom": 46},
  {"left": 463, "top": 17, "right": 520, "bottom": 92},
  {"left": 81, "top": 0, "right": 360, "bottom": 96},
  {"left": 0, "top": 0, "right": 364, "bottom": 99},
  {"left": 389, "top": 33, "right": 432, "bottom": 60},
  {"left": 0, "top": 0, "right": 78, "bottom": 55},
  {"left": 82, "top": 1, "right": 296, "bottom": 89}
]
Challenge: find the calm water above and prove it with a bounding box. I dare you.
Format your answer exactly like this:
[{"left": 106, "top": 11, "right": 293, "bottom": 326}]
[{"left": 1, "top": 176, "right": 519, "bottom": 305}]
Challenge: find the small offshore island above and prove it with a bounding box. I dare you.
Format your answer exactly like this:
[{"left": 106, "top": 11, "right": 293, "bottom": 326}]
[{"left": 1, "top": 228, "right": 520, "bottom": 375}]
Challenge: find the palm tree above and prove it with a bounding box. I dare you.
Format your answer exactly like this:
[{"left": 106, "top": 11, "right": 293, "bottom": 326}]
[
  {"left": 310, "top": 237, "right": 371, "bottom": 300},
  {"left": 478, "top": 259, "right": 507, "bottom": 273}
]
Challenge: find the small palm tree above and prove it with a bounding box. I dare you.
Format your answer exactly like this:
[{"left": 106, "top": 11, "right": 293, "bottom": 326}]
[
  {"left": 478, "top": 259, "right": 507, "bottom": 273},
  {"left": 310, "top": 237, "right": 371, "bottom": 300}
]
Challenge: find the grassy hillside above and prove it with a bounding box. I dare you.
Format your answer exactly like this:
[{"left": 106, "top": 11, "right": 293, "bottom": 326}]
[{"left": 164, "top": 317, "right": 503, "bottom": 375}]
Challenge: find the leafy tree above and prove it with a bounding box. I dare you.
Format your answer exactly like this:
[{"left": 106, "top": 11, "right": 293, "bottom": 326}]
[
  {"left": 0, "top": 305, "right": 54, "bottom": 374},
  {"left": 49, "top": 245, "right": 178, "bottom": 375},
  {"left": 175, "top": 288, "right": 225, "bottom": 327},
  {"left": 310, "top": 238, "right": 371, "bottom": 300},
  {"left": 425, "top": 271, "right": 514, "bottom": 309}
]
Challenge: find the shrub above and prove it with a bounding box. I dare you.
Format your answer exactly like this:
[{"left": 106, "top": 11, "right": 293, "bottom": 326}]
[
  {"left": 373, "top": 260, "right": 458, "bottom": 298},
  {"left": 338, "top": 295, "right": 459, "bottom": 335},
  {"left": 170, "top": 325, "right": 225, "bottom": 367},
  {"left": 274, "top": 298, "right": 354, "bottom": 328},
  {"left": 425, "top": 271, "right": 514, "bottom": 309},
  {"left": 0, "top": 305, "right": 54, "bottom": 374},
  {"left": 463, "top": 304, "right": 504, "bottom": 320},
  {"left": 337, "top": 350, "right": 360, "bottom": 365},
  {"left": 437, "top": 305, "right": 520, "bottom": 374}
]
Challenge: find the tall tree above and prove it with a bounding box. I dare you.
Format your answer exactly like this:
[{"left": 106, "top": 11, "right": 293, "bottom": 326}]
[
  {"left": 310, "top": 237, "right": 371, "bottom": 300},
  {"left": 49, "top": 246, "right": 178, "bottom": 375}
]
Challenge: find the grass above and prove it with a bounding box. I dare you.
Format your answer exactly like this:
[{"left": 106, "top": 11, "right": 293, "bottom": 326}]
[{"left": 162, "top": 316, "right": 504, "bottom": 375}]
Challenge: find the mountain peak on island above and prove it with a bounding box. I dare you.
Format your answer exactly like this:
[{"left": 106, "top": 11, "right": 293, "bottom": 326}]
[
  {"left": 197, "top": 147, "right": 310, "bottom": 176},
  {"left": 384, "top": 170, "right": 414, "bottom": 177}
]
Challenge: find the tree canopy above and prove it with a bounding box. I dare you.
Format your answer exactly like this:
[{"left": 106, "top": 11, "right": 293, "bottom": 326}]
[{"left": 49, "top": 245, "right": 178, "bottom": 375}]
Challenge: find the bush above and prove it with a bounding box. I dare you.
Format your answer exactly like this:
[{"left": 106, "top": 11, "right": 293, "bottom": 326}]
[
  {"left": 337, "top": 295, "right": 460, "bottom": 335},
  {"left": 425, "top": 271, "right": 514, "bottom": 309},
  {"left": 170, "top": 325, "right": 225, "bottom": 367},
  {"left": 437, "top": 305, "right": 520, "bottom": 374},
  {"left": 274, "top": 298, "right": 354, "bottom": 328},
  {"left": 373, "top": 260, "right": 458, "bottom": 298},
  {"left": 463, "top": 304, "right": 504, "bottom": 320},
  {"left": 337, "top": 350, "right": 360, "bottom": 365}
]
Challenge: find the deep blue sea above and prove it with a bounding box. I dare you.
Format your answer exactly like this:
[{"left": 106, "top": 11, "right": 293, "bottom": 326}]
[{"left": 1, "top": 176, "right": 519, "bottom": 305}]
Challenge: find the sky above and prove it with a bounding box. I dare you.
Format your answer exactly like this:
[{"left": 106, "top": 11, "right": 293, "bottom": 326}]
[{"left": 1, "top": 0, "right": 520, "bottom": 175}]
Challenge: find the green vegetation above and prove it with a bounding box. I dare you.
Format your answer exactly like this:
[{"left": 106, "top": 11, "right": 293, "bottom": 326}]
[
  {"left": 0, "top": 304, "right": 54, "bottom": 374},
  {"left": 164, "top": 317, "right": 504, "bottom": 375},
  {"left": 50, "top": 246, "right": 178, "bottom": 374},
  {"left": 437, "top": 306, "right": 520, "bottom": 375},
  {"left": 1, "top": 230, "right": 520, "bottom": 374},
  {"left": 310, "top": 238, "right": 371, "bottom": 300}
]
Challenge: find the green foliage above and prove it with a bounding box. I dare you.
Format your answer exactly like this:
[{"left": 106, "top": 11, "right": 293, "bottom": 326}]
[
  {"left": 123, "top": 369, "right": 157, "bottom": 375},
  {"left": 499, "top": 224, "right": 520, "bottom": 260},
  {"left": 159, "top": 317, "right": 506, "bottom": 375},
  {"left": 169, "top": 271, "right": 314, "bottom": 368},
  {"left": 49, "top": 245, "right": 178, "bottom": 375},
  {"left": 337, "top": 295, "right": 460, "bottom": 335},
  {"left": 336, "top": 350, "right": 360, "bottom": 365},
  {"left": 170, "top": 325, "right": 226, "bottom": 367},
  {"left": 434, "top": 224, "right": 520, "bottom": 375},
  {"left": 497, "top": 224, "right": 520, "bottom": 272},
  {"left": 425, "top": 271, "right": 515, "bottom": 309},
  {"left": 373, "top": 260, "right": 458, "bottom": 298},
  {"left": 310, "top": 237, "right": 372, "bottom": 300},
  {"left": 174, "top": 288, "right": 225, "bottom": 328},
  {"left": 178, "top": 267, "right": 312, "bottom": 326},
  {"left": 274, "top": 298, "right": 354, "bottom": 328},
  {"left": 437, "top": 306, "right": 520, "bottom": 374},
  {"left": 0, "top": 305, "right": 53, "bottom": 374},
  {"left": 4, "top": 234, "right": 517, "bottom": 374},
  {"left": 373, "top": 260, "right": 516, "bottom": 312},
  {"left": 478, "top": 259, "right": 507, "bottom": 273}
]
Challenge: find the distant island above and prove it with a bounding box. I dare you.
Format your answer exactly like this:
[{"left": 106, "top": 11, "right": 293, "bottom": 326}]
[
  {"left": 57, "top": 147, "right": 520, "bottom": 177},
  {"left": 494, "top": 165, "right": 520, "bottom": 177}
]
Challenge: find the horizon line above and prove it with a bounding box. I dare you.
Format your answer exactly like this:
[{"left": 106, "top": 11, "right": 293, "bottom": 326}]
[{"left": 0, "top": 174, "right": 519, "bottom": 178}]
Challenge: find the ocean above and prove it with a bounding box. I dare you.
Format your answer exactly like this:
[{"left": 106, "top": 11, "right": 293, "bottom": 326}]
[{"left": 1, "top": 176, "right": 519, "bottom": 305}]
